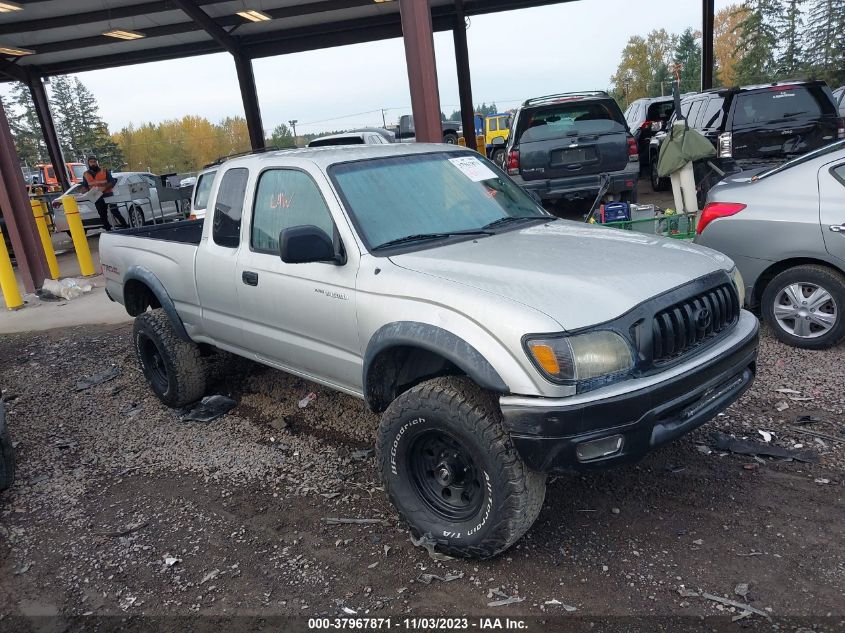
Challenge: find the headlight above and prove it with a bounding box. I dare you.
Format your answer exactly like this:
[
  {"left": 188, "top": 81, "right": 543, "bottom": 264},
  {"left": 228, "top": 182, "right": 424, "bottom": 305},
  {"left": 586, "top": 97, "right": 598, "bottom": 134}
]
[
  {"left": 730, "top": 267, "right": 746, "bottom": 306},
  {"left": 525, "top": 331, "right": 634, "bottom": 385}
]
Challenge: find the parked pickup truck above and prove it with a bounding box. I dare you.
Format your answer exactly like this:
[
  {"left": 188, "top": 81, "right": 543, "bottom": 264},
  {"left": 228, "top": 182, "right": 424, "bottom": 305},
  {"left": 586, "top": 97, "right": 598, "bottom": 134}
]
[
  {"left": 392, "top": 114, "right": 462, "bottom": 144},
  {"left": 101, "top": 144, "right": 759, "bottom": 559}
]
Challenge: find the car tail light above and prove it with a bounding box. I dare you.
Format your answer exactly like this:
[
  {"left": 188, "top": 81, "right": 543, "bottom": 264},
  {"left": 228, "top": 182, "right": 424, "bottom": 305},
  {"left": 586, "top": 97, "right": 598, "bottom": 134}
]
[
  {"left": 838, "top": 118, "right": 845, "bottom": 140},
  {"left": 507, "top": 149, "right": 520, "bottom": 175},
  {"left": 718, "top": 132, "right": 733, "bottom": 158},
  {"left": 697, "top": 202, "right": 746, "bottom": 234},
  {"left": 627, "top": 136, "right": 639, "bottom": 162}
]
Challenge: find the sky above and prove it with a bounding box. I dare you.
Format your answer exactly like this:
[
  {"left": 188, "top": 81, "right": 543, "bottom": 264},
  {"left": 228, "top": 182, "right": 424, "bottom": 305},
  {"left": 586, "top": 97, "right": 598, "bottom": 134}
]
[{"left": 4, "top": 0, "right": 734, "bottom": 135}]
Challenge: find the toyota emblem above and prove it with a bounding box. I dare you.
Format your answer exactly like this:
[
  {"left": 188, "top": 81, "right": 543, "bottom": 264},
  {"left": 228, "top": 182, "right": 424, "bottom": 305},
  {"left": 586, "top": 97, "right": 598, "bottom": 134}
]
[{"left": 695, "top": 308, "right": 712, "bottom": 330}]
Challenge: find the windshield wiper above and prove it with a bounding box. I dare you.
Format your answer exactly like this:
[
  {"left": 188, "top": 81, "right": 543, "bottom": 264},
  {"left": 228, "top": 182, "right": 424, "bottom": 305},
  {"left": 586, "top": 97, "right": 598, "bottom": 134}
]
[
  {"left": 482, "top": 215, "right": 551, "bottom": 230},
  {"left": 372, "top": 230, "right": 491, "bottom": 251}
]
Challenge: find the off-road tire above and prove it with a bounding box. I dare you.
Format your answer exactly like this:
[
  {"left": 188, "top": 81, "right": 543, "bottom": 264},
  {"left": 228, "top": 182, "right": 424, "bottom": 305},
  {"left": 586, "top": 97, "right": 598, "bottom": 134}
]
[
  {"left": 133, "top": 310, "right": 206, "bottom": 407},
  {"left": 377, "top": 376, "right": 546, "bottom": 559},
  {"left": 0, "top": 403, "right": 15, "bottom": 492},
  {"left": 762, "top": 265, "right": 845, "bottom": 350}
]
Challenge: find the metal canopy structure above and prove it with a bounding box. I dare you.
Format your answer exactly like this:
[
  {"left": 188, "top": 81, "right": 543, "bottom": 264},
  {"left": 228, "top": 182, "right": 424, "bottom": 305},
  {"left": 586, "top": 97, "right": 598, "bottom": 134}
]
[{"left": 0, "top": 0, "right": 716, "bottom": 295}]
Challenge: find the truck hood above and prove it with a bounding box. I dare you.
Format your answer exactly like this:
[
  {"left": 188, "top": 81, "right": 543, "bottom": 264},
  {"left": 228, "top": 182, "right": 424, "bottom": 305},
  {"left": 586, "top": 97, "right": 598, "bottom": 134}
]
[{"left": 389, "top": 220, "right": 732, "bottom": 331}]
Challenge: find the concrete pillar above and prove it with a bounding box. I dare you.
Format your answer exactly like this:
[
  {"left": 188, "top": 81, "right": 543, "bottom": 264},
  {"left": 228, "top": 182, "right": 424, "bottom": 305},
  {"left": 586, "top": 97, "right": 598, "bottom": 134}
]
[
  {"left": 0, "top": 98, "right": 51, "bottom": 292},
  {"left": 399, "top": 0, "right": 443, "bottom": 143},
  {"left": 453, "top": 0, "right": 476, "bottom": 151}
]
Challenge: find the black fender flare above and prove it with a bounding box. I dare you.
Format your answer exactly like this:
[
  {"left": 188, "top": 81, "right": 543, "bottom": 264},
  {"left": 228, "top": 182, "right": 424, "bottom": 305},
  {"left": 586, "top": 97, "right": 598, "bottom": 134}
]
[
  {"left": 363, "top": 322, "right": 508, "bottom": 410},
  {"left": 124, "top": 265, "right": 191, "bottom": 341}
]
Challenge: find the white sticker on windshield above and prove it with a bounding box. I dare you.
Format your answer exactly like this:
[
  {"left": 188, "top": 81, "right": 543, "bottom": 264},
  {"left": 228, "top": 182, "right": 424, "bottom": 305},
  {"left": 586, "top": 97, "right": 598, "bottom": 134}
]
[{"left": 448, "top": 156, "right": 497, "bottom": 182}]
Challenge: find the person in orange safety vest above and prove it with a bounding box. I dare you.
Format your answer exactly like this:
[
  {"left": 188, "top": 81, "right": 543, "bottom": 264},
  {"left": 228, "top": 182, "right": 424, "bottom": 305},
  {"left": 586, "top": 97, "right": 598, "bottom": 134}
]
[{"left": 78, "top": 155, "right": 126, "bottom": 231}]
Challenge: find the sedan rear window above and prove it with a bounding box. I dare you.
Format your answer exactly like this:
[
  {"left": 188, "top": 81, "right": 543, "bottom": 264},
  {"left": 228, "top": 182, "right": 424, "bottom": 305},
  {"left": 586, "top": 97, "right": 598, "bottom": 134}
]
[
  {"left": 516, "top": 101, "right": 626, "bottom": 143},
  {"left": 733, "top": 86, "right": 829, "bottom": 126}
]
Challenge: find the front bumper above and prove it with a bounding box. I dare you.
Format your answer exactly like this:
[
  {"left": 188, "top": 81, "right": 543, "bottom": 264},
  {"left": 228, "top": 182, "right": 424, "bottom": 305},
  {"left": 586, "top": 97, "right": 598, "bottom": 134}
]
[
  {"left": 512, "top": 165, "right": 639, "bottom": 201},
  {"left": 500, "top": 311, "right": 759, "bottom": 473}
]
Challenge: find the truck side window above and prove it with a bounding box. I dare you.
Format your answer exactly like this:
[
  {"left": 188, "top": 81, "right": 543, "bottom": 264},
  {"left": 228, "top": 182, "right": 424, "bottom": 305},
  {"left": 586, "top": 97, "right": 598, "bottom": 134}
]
[
  {"left": 193, "top": 171, "right": 216, "bottom": 211},
  {"left": 251, "top": 169, "right": 335, "bottom": 254},
  {"left": 213, "top": 167, "right": 249, "bottom": 248},
  {"left": 700, "top": 97, "right": 725, "bottom": 129}
]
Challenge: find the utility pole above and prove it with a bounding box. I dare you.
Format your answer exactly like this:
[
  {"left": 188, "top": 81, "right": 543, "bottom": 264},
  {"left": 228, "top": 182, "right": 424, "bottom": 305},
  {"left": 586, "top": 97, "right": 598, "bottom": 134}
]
[{"left": 289, "top": 120, "right": 298, "bottom": 146}]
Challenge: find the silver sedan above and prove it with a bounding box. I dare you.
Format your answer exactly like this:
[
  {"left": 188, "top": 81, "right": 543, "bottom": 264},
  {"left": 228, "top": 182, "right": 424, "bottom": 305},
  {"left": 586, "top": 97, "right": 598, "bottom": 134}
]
[{"left": 695, "top": 140, "right": 845, "bottom": 349}]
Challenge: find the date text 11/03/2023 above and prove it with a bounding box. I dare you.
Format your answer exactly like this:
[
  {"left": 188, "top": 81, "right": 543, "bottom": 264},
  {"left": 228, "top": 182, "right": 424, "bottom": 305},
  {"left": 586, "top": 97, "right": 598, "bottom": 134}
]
[{"left": 307, "top": 617, "right": 529, "bottom": 630}]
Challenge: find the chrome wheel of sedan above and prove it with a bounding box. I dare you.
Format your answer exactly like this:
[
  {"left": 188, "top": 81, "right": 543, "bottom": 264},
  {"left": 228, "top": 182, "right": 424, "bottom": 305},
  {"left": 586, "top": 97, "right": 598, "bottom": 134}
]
[{"left": 773, "top": 282, "right": 837, "bottom": 339}]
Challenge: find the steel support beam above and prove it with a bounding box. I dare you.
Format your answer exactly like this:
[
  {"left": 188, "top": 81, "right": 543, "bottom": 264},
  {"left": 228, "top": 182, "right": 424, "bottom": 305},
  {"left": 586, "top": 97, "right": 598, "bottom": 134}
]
[
  {"left": 399, "top": 0, "right": 443, "bottom": 144},
  {"left": 234, "top": 55, "right": 265, "bottom": 150},
  {"left": 170, "top": 0, "right": 240, "bottom": 56},
  {"left": 26, "top": 71, "right": 69, "bottom": 192},
  {"left": 453, "top": 0, "right": 476, "bottom": 150},
  {"left": 0, "top": 99, "right": 50, "bottom": 293},
  {"left": 702, "top": 0, "right": 715, "bottom": 90}
]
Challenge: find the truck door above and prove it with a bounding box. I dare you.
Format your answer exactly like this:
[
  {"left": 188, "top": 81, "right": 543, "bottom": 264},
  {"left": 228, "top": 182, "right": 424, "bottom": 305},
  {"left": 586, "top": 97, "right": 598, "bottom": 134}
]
[
  {"left": 195, "top": 166, "right": 250, "bottom": 351},
  {"left": 820, "top": 161, "right": 845, "bottom": 266},
  {"left": 236, "top": 167, "right": 362, "bottom": 393}
]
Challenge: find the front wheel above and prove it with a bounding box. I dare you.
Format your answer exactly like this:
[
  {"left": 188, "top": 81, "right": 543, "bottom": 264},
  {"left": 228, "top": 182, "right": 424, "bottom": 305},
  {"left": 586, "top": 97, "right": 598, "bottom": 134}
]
[
  {"left": 133, "top": 310, "right": 206, "bottom": 406},
  {"left": 762, "top": 265, "right": 845, "bottom": 349},
  {"left": 442, "top": 132, "right": 458, "bottom": 145},
  {"left": 377, "top": 377, "right": 546, "bottom": 559},
  {"left": 492, "top": 148, "right": 506, "bottom": 167},
  {"left": 128, "top": 205, "right": 145, "bottom": 228}
]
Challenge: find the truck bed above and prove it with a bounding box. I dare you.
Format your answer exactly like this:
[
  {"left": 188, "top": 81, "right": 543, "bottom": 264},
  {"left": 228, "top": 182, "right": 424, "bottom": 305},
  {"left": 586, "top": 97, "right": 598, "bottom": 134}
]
[{"left": 113, "top": 219, "right": 203, "bottom": 244}]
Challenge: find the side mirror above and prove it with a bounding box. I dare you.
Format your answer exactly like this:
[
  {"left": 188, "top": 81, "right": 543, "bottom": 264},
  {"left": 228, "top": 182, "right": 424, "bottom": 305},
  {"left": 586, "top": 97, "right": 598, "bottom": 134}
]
[
  {"left": 279, "top": 225, "right": 342, "bottom": 264},
  {"left": 491, "top": 136, "right": 506, "bottom": 147}
]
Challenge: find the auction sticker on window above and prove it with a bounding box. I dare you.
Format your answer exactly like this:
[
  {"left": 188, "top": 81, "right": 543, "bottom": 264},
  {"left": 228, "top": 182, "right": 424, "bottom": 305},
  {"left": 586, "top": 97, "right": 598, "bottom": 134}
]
[{"left": 448, "top": 156, "right": 497, "bottom": 182}]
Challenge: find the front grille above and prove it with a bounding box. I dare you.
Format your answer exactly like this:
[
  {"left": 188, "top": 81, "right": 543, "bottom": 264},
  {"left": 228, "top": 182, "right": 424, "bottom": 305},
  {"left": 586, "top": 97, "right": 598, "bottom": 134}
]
[{"left": 651, "top": 282, "right": 739, "bottom": 364}]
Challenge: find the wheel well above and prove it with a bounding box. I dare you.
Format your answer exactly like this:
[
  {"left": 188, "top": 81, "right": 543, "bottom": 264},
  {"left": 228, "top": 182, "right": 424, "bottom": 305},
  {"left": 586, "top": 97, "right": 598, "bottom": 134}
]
[
  {"left": 752, "top": 258, "right": 844, "bottom": 307},
  {"left": 123, "top": 279, "right": 161, "bottom": 316},
  {"left": 365, "top": 346, "right": 464, "bottom": 413}
]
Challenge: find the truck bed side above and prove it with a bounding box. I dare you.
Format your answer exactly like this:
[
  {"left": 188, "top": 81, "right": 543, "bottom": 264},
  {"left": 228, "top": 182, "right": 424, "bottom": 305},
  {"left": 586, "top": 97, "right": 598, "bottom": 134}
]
[{"left": 100, "top": 221, "right": 204, "bottom": 336}]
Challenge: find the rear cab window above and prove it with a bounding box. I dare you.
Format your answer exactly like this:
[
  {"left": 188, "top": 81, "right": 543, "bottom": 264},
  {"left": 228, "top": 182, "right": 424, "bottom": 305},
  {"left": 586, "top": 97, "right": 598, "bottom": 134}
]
[
  {"left": 212, "top": 167, "right": 249, "bottom": 248},
  {"left": 731, "top": 85, "right": 834, "bottom": 127},
  {"left": 514, "top": 99, "right": 627, "bottom": 145},
  {"left": 193, "top": 170, "right": 216, "bottom": 213}
]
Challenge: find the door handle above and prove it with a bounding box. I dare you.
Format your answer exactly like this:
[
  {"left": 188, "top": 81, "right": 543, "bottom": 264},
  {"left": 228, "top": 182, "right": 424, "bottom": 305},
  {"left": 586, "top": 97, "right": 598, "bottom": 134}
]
[
  {"left": 242, "top": 271, "right": 258, "bottom": 286},
  {"left": 829, "top": 224, "right": 845, "bottom": 233}
]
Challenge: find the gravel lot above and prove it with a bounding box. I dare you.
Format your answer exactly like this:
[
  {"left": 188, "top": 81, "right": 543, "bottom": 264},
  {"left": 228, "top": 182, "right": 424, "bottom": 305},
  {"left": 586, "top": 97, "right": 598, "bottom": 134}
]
[{"left": 1, "top": 320, "right": 844, "bottom": 630}]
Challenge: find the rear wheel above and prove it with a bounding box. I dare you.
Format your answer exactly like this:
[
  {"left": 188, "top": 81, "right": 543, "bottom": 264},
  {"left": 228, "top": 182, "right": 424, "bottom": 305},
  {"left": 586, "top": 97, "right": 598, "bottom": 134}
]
[
  {"left": 492, "top": 148, "right": 506, "bottom": 167},
  {"left": 128, "top": 205, "right": 145, "bottom": 228},
  {"left": 762, "top": 265, "right": 845, "bottom": 350},
  {"left": 133, "top": 310, "right": 206, "bottom": 406},
  {"left": 443, "top": 132, "right": 458, "bottom": 145},
  {"left": 377, "top": 376, "right": 546, "bottom": 559}
]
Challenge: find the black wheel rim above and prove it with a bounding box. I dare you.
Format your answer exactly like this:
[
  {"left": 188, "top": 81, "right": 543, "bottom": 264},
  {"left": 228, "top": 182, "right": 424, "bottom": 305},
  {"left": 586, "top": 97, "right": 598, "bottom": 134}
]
[
  {"left": 408, "top": 430, "right": 484, "bottom": 521},
  {"left": 138, "top": 333, "right": 168, "bottom": 393}
]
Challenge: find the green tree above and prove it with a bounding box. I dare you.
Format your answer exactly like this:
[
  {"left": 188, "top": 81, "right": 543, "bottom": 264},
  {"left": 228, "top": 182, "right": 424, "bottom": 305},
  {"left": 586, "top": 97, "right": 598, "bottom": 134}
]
[
  {"left": 674, "top": 28, "right": 702, "bottom": 93},
  {"left": 774, "top": 0, "right": 805, "bottom": 78},
  {"left": 610, "top": 29, "right": 677, "bottom": 106},
  {"left": 5, "top": 82, "right": 46, "bottom": 166},
  {"left": 734, "top": 0, "right": 779, "bottom": 85},
  {"left": 269, "top": 123, "right": 295, "bottom": 148},
  {"left": 804, "top": 0, "right": 845, "bottom": 86}
]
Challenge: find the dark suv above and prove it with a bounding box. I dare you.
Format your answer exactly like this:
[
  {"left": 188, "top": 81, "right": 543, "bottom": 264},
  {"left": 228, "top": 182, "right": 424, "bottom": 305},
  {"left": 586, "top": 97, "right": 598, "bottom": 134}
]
[
  {"left": 649, "top": 80, "right": 844, "bottom": 194},
  {"left": 505, "top": 92, "right": 639, "bottom": 203},
  {"left": 624, "top": 96, "right": 675, "bottom": 170}
]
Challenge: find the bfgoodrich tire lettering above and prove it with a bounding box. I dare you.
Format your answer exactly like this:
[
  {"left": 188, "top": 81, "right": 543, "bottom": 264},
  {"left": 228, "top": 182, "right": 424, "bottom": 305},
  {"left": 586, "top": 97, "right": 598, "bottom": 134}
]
[
  {"left": 377, "top": 376, "right": 546, "bottom": 559},
  {"left": 133, "top": 309, "right": 206, "bottom": 407}
]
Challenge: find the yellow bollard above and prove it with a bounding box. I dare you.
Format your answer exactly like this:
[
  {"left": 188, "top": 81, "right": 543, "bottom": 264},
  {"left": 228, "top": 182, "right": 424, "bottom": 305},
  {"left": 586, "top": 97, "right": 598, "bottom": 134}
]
[
  {"left": 457, "top": 136, "right": 467, "bottom": 147},
  {"left": 31, "top": 199, "right": 59, "bottom": 279},
  {"left": 61, "top": 195, "right": 95, "bottom": 277},
  {"left": 476, "top": 135, "right": 486, "bottom": 155},
  {"left": 0, "top": 226, "right": 23, "bottom": 310}
]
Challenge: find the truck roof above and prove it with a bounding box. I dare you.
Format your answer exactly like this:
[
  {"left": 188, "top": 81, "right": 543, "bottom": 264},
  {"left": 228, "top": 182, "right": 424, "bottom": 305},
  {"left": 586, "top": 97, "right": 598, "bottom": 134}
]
[{"left": 219, "top": 143, "right": 468, "bottom": 170}]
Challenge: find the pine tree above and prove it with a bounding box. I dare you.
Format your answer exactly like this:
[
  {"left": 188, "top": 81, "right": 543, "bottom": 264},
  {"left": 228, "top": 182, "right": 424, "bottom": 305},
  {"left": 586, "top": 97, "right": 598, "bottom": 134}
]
[
  {"left": 674, "top": 28, "right": 702, "bottom": 93},
  {"left": 804, "top": 0, "right": 845, "bottom": 86},
  {"left": 6, "top": 82, "right": 46, "bottom": 166},
  {"left": 774, "top": 0, "right": 804, "bottom": 78},
  {"left": 734, "top": 0, "right": 779, "bottom": 84}
]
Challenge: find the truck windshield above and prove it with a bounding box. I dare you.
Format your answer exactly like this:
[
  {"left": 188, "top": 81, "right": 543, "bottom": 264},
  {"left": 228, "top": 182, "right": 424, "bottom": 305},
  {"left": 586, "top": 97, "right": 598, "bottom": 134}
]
[{"left": 329, "top": 152, "right": 548, "bottom": 251}]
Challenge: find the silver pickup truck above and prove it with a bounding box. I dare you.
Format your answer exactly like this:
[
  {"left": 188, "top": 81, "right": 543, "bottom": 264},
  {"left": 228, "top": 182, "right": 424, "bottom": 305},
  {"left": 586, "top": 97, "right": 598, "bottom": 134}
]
[{"left": 101, "top": 144, "right": 758, "bottom": 559}]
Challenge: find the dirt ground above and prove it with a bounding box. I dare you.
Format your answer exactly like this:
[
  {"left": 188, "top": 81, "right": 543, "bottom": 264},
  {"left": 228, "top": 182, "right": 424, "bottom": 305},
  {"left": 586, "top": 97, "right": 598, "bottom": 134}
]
[{"left": 1, "top": 320, "right": 844, "bottom": 632}]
